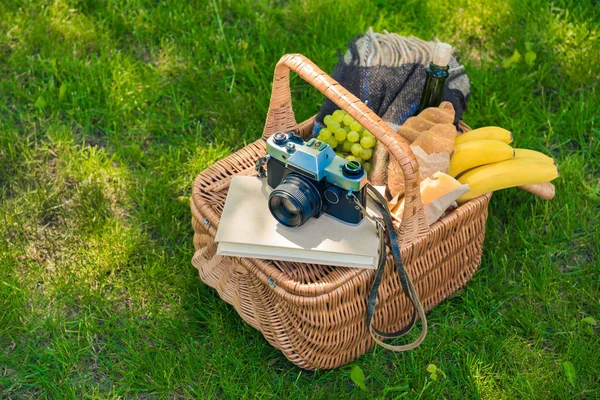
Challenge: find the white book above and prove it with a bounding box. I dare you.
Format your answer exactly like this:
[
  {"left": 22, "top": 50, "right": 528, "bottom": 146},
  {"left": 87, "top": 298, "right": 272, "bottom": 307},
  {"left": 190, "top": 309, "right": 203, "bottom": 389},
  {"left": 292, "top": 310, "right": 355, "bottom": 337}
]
[{"left": 215, "top": 176, "right": 380, "bottom": 269}]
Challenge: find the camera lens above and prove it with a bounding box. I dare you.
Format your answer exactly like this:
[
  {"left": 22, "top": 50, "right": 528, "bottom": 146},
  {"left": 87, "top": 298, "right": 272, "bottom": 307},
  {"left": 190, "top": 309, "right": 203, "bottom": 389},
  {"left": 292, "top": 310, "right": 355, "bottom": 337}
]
[{"left": 268, "top": 174, "right": 322, "bottom": 227}]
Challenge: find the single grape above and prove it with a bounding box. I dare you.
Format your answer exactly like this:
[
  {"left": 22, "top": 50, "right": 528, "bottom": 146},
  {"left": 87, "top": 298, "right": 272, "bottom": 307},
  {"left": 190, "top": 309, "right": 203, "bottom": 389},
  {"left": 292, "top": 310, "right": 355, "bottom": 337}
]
[
  {"left": 351, "top": 143, "right": 363, "bottom": 157},
  {"left": 342, "top": 140, "right": 353, "bottom": 152},
  {"left": 355, "top": 156, "right": 363, "bottom": 164},
  {"left": 334, "top": 128, "right": 347, "bottom": 142},
  {"left": 360, "top": 129, "right": 373, "bottom": 138},
  {"left": 326, "top": 137, "right": 338, "bottom": 148},
  {"left": 320, "top": 128, "right": 332, "bottom": 141},
  {"left": 342, "top": 114, "right": 354, "bottom": 126},
  {"left": 332, "top": 110, "right": 344, "bottom": 122},
  {"left": 345, "top": 155, "right": 357, "bottom": 162},
  {"left": 360, "top": 147, "right": 373, "bottom": 160},
  {"left": 363, "top": 162, "right": 372, "bottom": 174},
  {"left": 323, "top": 115, "right": 333, "bottom": 126},
  {"left": 360, "top": 135, "right": 376, "bottom": 149},
  {"left": 350, "top": 120, "right": 362, "bottom": 132},
  {"left": 325, "top": 119, "right": 340, "bottom": 131},
  {"left": 347, "top": 131, "right": 360, "bottom": 143}
]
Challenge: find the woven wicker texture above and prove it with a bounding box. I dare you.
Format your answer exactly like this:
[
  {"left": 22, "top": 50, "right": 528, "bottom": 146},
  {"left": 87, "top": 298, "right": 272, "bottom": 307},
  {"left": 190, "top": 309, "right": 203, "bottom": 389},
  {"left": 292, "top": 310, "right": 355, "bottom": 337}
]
[{"left": 190, "top": 54, "right": 491, "bottom": 370}]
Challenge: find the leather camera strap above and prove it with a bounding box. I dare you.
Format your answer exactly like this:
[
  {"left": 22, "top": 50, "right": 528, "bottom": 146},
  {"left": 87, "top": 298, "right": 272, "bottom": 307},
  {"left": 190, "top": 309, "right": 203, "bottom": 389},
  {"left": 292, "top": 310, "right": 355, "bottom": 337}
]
[{"left": 363, "top": 184, "right": 428, "bottom": 351}]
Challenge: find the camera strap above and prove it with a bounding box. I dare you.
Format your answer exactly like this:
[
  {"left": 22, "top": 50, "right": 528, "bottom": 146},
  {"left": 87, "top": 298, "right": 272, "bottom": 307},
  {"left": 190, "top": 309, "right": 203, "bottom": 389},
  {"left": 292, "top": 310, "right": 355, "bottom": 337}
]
[
  {"left": 255, "top": 155, "right": 270, "bottom": 178},
  {"left": 350, "top": 184, "right": 427, "bottom": 351}
]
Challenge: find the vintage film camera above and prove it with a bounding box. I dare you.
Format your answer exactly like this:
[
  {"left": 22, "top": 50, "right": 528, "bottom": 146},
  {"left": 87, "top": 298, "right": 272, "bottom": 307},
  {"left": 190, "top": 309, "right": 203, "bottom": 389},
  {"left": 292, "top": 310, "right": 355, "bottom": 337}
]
[{"left": 262, "top": 131, "right": 368, "bottom": 227}]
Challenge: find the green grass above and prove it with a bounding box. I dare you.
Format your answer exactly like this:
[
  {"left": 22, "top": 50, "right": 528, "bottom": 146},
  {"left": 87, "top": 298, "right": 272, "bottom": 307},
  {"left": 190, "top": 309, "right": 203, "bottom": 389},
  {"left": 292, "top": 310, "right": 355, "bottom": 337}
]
[{"left": 0, "top": 0, "right": 599, "bottom": 398}]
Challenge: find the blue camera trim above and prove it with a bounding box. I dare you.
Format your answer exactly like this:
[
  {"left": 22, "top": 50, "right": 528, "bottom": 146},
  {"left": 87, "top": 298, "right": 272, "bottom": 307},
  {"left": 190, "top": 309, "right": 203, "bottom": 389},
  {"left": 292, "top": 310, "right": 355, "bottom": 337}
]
[{"left": 266, "top": 132, "right": 366, "bottom": 192}]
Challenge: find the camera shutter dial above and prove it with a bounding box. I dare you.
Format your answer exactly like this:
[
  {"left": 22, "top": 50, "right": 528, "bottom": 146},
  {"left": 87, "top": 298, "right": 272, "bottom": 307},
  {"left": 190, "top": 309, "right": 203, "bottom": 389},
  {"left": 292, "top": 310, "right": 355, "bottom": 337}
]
[
  {"left": 342, "top": 160, "right": 364, "bottom": 178},
  {"left": 273, "top": 132, "right": 287, "bottom": 145}
]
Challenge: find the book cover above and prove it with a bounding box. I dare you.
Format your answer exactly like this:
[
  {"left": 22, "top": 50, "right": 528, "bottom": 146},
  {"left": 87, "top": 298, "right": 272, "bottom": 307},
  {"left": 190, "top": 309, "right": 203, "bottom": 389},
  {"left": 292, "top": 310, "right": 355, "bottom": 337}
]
[{"left": 215, "top": 176, "right": 380, "bottom": 269}]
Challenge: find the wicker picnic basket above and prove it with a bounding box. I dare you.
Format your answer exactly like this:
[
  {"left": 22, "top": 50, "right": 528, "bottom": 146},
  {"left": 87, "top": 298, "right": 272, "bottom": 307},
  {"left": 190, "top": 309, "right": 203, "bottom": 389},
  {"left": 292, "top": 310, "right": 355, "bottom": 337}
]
[{"left": 190, "top": 54, "right": 491, "bottom": 370}]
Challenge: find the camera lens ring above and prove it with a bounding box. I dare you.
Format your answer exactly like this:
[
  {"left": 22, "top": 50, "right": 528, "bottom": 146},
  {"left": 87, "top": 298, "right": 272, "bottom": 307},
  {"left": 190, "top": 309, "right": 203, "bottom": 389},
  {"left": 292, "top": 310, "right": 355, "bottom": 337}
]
[{"left": 268, "top": 174, "right": 322, "bottom": 227}]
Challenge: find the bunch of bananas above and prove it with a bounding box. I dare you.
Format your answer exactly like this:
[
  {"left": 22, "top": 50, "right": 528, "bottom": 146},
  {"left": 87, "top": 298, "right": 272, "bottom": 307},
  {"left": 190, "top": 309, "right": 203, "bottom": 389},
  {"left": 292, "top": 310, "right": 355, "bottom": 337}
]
[{"left": 449, "top": 127, "right": 559, "bottom": 203}]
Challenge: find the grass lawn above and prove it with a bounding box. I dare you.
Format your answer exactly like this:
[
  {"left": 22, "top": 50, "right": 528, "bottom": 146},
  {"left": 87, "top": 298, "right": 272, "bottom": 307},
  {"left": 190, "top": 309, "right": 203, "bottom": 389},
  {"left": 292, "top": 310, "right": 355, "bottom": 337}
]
[{"left": 1, "top": 0, "right": 599, "bottom": 398}]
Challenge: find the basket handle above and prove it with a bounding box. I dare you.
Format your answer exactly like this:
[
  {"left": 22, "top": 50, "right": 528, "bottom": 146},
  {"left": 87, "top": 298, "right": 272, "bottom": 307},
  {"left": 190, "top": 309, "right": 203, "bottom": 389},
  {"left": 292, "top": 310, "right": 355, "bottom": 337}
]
[{"left": 262, "top": 53, "right": 428, "bottom": 241}]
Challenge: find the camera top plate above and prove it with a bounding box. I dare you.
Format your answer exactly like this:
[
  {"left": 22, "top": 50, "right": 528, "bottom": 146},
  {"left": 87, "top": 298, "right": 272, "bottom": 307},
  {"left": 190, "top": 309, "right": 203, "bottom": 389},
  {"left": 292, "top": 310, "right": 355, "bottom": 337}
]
[{"left": 266, "top": 132, "right": 366, "bottom": 192}]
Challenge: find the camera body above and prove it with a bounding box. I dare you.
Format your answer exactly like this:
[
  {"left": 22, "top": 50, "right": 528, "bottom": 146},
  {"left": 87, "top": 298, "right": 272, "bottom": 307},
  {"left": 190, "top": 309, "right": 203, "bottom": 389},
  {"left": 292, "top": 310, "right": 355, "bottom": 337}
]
[{"left": 265, "top": 131, "right": 367, "bottom": 227}]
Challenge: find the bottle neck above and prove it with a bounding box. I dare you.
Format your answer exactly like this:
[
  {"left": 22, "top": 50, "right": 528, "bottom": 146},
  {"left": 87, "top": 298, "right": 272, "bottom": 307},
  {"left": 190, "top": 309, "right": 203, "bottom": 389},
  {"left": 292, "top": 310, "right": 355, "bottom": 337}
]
[
  {"left": 428, "top": 62, "right": 449, "bottom": 77},
  {"left": 415, "top": 62, "right": 450, "bottom": 115}
]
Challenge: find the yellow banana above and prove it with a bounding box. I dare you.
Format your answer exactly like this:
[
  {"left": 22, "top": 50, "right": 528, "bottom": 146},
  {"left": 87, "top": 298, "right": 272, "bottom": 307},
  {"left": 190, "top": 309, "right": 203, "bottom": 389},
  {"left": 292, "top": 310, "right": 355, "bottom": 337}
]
[
  {"left": 455, "top": 126, "right": 513, "bottom": 146},
  {"left": 514, "top": 148, "right": 555, "bottom": 164},
  {"left": 457, "top": 158, "right": 559, "bottom": 203},
  {"left": 449, "top": 139, "right": 515, "bottom": 177}
]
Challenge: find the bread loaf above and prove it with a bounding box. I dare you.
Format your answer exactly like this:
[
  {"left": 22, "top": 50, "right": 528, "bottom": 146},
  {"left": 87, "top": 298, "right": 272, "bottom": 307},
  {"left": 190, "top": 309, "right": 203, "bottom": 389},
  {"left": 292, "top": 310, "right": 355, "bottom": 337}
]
[
  {"left": 411, "top": 123, "right": 457, "bottom": 154},
  {"left": 369, "top": 102, "right": 457, "bottom": 199}
]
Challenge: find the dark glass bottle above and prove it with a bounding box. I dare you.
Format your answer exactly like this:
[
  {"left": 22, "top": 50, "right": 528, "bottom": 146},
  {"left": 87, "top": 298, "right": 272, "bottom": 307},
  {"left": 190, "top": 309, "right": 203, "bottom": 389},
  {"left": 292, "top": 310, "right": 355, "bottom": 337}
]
[{"left": 416, "top": 62, "right": 449, "bottom": 114}]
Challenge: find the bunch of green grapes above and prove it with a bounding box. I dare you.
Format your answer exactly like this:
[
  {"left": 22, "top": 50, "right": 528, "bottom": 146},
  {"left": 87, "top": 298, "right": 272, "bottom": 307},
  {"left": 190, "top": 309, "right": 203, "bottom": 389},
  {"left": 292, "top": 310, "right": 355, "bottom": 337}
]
[{"left": 317, "top": 109, "right": 376, "bottom": 174}]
